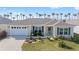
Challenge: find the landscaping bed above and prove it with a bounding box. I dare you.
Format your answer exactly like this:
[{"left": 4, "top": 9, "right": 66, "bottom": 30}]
[{"left": 22, "top": 38, "right": 79, "bottom": 51}]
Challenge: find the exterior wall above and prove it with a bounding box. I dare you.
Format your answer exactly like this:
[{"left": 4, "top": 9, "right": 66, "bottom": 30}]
[
  {"left": 0, "top": 24, "right": 74, "bottom": 38},
  {"left": 0, "top": 24, "right": 8, "bottom": 32},
  {"left": 54, "top": 26, "right": 74, "bottom": 38}
]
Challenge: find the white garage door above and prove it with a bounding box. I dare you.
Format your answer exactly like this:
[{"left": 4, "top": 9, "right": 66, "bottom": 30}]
[{"left": 9, "top": 27, "right": 29, "bottom": 36}]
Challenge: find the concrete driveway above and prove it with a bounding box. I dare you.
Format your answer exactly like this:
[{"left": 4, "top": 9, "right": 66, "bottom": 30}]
[{"left": 0, "top": 37, "right": 25, "bottom": 51}]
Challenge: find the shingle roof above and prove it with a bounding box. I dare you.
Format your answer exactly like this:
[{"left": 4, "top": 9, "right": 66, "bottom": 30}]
[
  {"left": 0, "top": 17, "right": 12, "bottom": 24},
  {"left": 10, "top": 18, "right": 56, "bottom": 25},
  {"left": 0, "top": 17, "right": 75, "bottom": 26},
  {"left": 54, "top": 21, "right": 75, "bottom": 26},
  {"left": 66, "top": 20, "right": 79, "bottom": 26}
]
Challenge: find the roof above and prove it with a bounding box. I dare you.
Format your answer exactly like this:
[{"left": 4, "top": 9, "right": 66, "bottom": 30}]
[
  {"left": 66, "top": 20, "right": 79, "bottom": 26},
  {"left": 54, "top": 20, "right": 75, "bottom": 27},
  {"left": 0, "top": 17, "right": 12, "bottom": 24},
  {"left": 9, "top": 18, "right": 56, "bottom": 25},
  {"left": 0, "top": 17, "right": 75, "bottom": 27}
]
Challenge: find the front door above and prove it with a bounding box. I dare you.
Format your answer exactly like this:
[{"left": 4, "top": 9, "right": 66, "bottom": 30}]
[{"left": 47, "top": 27, "right": 53, "bottom": 36}]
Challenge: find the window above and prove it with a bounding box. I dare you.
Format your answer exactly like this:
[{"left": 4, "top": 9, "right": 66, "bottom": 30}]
[
  {"left": 11, "top": 27, "right": 16, "bottom": 29},
  {"left": 22, "top": 27, "right": 26, "bottom": 29},
  {"left": 11, "top": 27, "right": 13, "bottom": 29},
  {"left": 57, "top": 27, "right": 71, "bottom": 35},
  {"left": 64, "top": 28, "right": 71, "bottom": 35},
  {"left": 60, "top": 28, "right": 63, "bottom": 35},
  {"left": 64, "top": 28, "right": 68, "bottom": 35}
]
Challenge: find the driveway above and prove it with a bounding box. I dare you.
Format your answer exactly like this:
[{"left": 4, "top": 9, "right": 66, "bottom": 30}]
[{"left": 0, "top": 37, "right": 25, "bottom": 51}]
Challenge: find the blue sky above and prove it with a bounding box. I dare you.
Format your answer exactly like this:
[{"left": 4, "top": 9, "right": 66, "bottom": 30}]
[{"left": 0, "top": 7, "right": 79, "bottom": 15}]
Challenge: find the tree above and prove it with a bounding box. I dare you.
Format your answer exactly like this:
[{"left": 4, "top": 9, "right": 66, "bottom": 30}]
[
  {"left": 23, "top": 14, "right": 25, "bottom": 20},
  {"left": 44, "top": 13, "right": 46, "bottom": 18},
  {"left": 68, "top": 13, "right": 71, "bottom": 20},
  {"left": 77, "top": 12, "right": 79, "bottom": 20},
  {"left": 60, "top": 13, "right": 63, "bottom": 20},
  {"left": 20, "top": 13, "right": 23, "bottom": 20},
  {"left": 52, "top": 13, "right": 55, "bottom": 19},
  {"left": 56, "top": 13, "right": 59, "bottom": 20},
  {"left": 9, "top": 12, "right": 12, "bottom": 19},
  {"left": 16, "top": 14, "right": 19, "bottom": 20},
  {"left": 36, "top": 12, "right": 39, "bottom": 18},
  {"left": 29, "top": 14, "right": 32, "bottom": 18},
  {"left": 3, "top": 14, "right": 6, "bottom": 18},
  {"left": 73, "top": 14, "right": 77, "bottom": 20},
  {"left": 12, "top": 17, "right": 15, "bottom": 20},
  {"left": 47, "top": 15, "right": 51, "bottom": 18},
  {"left": 6, "top": 14, "right": 9, "bottom": 19},
  {"left": 64, "top": 14, "right": 67, "bottom": 20},
  {"left": 39, "top": 14, "right": 42, "bottom": 18}
]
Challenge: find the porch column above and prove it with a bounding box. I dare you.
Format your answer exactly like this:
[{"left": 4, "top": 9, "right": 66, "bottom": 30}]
[
  {"left": 28, "top": 26, "right": 31, "bottom": 37},
  {"left": 53, "top": 27, "right": 56, "bottom": 37},
  {"left": 44, "top": 26, "right": 46, "bottom": 37},
  {"left": 71, "top": 27, "right": 74, "bottom": 37}
]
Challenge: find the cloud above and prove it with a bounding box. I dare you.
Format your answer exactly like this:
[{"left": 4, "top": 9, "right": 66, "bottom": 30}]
[{"left": 74, "top": 7, "right": 79, "bottom": 10}]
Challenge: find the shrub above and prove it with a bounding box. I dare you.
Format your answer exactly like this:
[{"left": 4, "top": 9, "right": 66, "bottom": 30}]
[
  {"left": 38, "top": 36, "right": 44, "bottom": 43},
  {"left": 58, "top": 36, "right": 64, "bottom": 40},
  {"left": 53, "top": 37, "right": 59, "bottom": 40},
  {"left": 71, "top": 33, "right": 79, "bottom": 44},
  {"left": 0, "top": 31, "right": 7, "bottom": 40},
  {"left": 59, "top": 41, "right": 73, "bottom": 49}
]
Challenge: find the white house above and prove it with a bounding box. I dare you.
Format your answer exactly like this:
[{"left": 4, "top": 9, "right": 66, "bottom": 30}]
[{"left": 0, "top": 17, "right": 75, "bottom": 38}]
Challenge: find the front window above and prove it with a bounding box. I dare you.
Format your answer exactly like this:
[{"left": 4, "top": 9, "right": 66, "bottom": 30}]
[
  {"left": 60, "top": 28, "right": 63, "bottom": 35},
  {"left": 64, "top": 28, "right": 70, "bottom": 35},
  {"left": 32, "top": 26, "right": 44, "bottom": 36},
  {"left": 57, "top": 27, "right": 71, "bottom": 35}
]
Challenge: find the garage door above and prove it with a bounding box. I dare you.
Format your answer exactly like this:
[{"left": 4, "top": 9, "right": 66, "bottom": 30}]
[{"left": 9, "top": 27, "right": 30, "bottom": 36}]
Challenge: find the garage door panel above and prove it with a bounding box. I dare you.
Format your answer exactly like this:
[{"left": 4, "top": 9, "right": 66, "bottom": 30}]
[{"left": 9, "top": 29, "right": 29, "bottom": 36}]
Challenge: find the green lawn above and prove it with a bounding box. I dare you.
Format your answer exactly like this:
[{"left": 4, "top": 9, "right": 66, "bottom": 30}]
[{"left": 22, "top": 39, "right": 79, "bottom": 51}]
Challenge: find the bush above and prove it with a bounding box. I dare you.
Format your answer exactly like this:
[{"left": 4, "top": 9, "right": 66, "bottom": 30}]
[
  {"left": 58, "top": 36, "right": 64, "bottom": 40},
  {"left": 38, "top": 36, "right": 44, "bottom": 43},
  {"left": 71, "top": 33, "right": 79, "bottom": 44},
  {"left": 53, "top": 37, "right": 59, "bottom": 40},
  {"left": 0, "top": 31, "right": 7, "bottom": 40},
  {"left": 59, "top": 41, "right": 73, "bottom": 49}
]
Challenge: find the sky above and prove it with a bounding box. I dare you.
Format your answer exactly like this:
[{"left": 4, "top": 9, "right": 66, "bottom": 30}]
[
  {"left": 0, "top": 7, "right": 79, "bottom": 20},
  {"left": 0, "top": 7, "right": 79, "bottom": 14}
]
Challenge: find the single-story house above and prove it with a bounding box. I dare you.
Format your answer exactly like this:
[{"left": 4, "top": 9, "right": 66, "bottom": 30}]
[{"left": 0, "top": 17, "right": 75, "bottom": 38}]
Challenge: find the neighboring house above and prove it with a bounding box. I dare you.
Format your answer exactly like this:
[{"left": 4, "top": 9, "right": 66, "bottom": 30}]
[{"left": 0, "top": 17, "right": 75, "bottom": 38}]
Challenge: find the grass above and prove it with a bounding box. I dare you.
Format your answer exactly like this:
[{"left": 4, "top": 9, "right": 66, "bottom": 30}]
[{"left": 22, "top": 39, "right": 79, "bottom": 51}]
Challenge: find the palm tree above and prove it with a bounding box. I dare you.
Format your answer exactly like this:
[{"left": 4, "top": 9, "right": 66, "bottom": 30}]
[
  {"left": 64, "top": 14, "right": 67, "bottom": 20},
  {"left": 9, "top": 12, "right": 12, "bottom": 19},
  {"left": 44, "top": 13, "right": 46, "bottom": 18},
  {"left": 23, "top": 14, "right": 25, "bottom": 20},
  {"left": 56, "top": 13, "right": 59, "bottom": 20},
  {"left": 73, "top": 14, "right": 77, "bottom": 20},
  {"left": 36, "top": 12, "right": 39, "bottom": 18},
  {"left": 60, "top": 13, "right": 63, "bottom": 20},
  {"left": 29, "top": 14, "right": 32, "bottom": 18},
  {"left": 77, "top": 12, "right": 79, "bottom": 20},
  {"left": 3, "top": 14, "right": 6, "bottom": 18},
  {"left": 52, "top": 13, "right": 55, "bottom": 19},
  {"left": 12, "top": 17, "right": 15, "bottom": 20},
  {"left": 6, "top": 14, "right": 9, "bottom": 19},
  {"left": 68, "top": 13, "right": 71, "bottom": 20},
  {"left": 20, "top": 13, "right": 23, "bottom": 20},
  {"left": 39, "top": 14, "right": 42, "bottom": 18},
  {"left": 16, "top": 14, "right": 19, "bottom": 20},
  {"left": 47, "top": 15, "right": 51, "bottom": 18}
]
